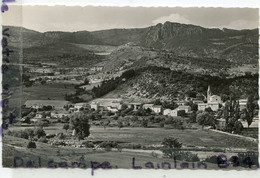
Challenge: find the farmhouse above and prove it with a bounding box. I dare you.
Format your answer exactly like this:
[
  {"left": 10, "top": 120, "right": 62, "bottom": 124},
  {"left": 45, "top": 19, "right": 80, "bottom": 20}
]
[
  {"left": 74, "top": 103, "right": 87, "bottom": 110},
  {"left": 143, "top": 104, "right": 154, "bottom": 110},
  {"left": 127, "top": 102, "right": 142, "bottom": 111},
  {"left": 152, "top": 105, "right": 163, "bottom": 114},
  {"left": 163, "top": 109, "right": 171, "bottom": 116},
  {"left": 177, "top": 105, "right": 191, "bottom": 113},
  {"left": 24, "top": 100, "right": 70, "bottom": 110},
  {"left": 90, "top": 98, "right": 122, "bottom": 111},
  {"left": 163, "top": 109, "right": 185, "bottom": 117},
  {"left": 175, "top": 101, "right": 186, "bottom": 106},
  {"left": 51, "top": 111, "right": 70, "bottom": 118},
  {"left": 107, "top": 106, "right": 119, "bottom": 113},
  {"left": 90, "top": 102, "right": 99, "bottom": 111},
  {"left": 198, "top": 103, "right": 208, "bottom": 111}
]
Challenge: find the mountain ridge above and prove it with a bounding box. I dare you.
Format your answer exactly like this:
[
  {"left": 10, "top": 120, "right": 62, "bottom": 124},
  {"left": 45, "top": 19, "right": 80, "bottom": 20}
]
[{"left": 4, "top": 22, "right": 258, "bottom": 72}]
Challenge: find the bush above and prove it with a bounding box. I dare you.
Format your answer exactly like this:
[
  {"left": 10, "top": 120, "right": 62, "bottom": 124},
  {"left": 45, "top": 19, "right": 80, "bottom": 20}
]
[
  {"left": 34, "top": 128, "right": 46, "bottom": 138},
  {"left": 204, "top": 155, "right": 218, "bottom": 164},
  {"left": 161, "top": 136, "right": 182, "bottom": 159},
  {"left": 20, "top": 131, "right": 29, "bottom": 139},
  {"left": 63, "top": 124, "right": 70, "bottom": 132},
  {"left": 46, "top": 133, "right": 56, "bottom": 139},
  {"left": 204, "top": 155, "right": 225, "bottom": 164},
  {"left": 38, "top": 136, "right": 48, "bottom": 143},
  {"left": 27, "top": 141, "right": 37, "bottom": 148},
  {"left": 99, "top": 141, "right": 118, "bottom": 149},
  {"left": 175, "top": 151, "right": 200, "bottom": 162},
  {"left": 160, "top": 121, "right": 165, "bottom": 128},
  {"left": 231, "top": 152, "right": 259, "bottom": 168},
  {"left": 83, "top": 141, "right": 95, "bottom": 148},
  {"left": 36, "top": 120, "right": 49, "bottom": 127},
  {"left": 132, "top": 144, "right": 142, "bottom": 149},
  {"left": 56, "top": 132, "right": 66, "bottom": 140}
]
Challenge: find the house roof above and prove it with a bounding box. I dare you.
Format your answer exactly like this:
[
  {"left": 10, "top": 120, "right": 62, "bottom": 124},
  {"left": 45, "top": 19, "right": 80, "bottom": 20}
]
[
  {"left": 176, "top": 101, "right": 186, "bottom": 103},
  {"left": 208, "top": 102, "right": 219, "bottom": 105},
  {"left": 153, "top": 105, "right": 162, "bottom": 108},
  {"left": 198, "top": 103, "right": 208, "bottom": 106},
  {"left": 210, "top": 95, "right": 221, "bottom": 98},
  {"left": 25, "top": 100, "right": 70, "bottom": 107},
  {"left": 143, "top": 104, "right": 154, "bottom": 107},
  {"left": 74, "top": 103, "right": 87, "bottom": 106},
  {"left": 178, "top": 105, "right": 190, "bottom": 108}
]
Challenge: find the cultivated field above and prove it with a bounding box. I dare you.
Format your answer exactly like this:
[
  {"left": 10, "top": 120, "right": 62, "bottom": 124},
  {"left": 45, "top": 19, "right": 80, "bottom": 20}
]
[{"left": 22, "top": 83, "right": 76, "bottom": 103}]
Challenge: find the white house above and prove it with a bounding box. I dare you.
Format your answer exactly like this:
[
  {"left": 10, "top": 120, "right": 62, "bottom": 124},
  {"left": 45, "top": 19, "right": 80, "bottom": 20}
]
[
  {"left": 170, "top": 109, "right": 178, "bottom": 117},
  {"left": 198, "top": 103, "right": 208, "bottom": 111},
  {"left": 90, "top": 102, "right": 100, "bottom": 111},
  {"left": 207, "top": 102, "right": 219, "bottom": 111},
  {"left": 177, "top": 105, "right": 191, "bottom": 113},
  {"left": 35, "top": 113, "right": 43, "bottom": 119},
  {"left": 74, "top": 103, "right": 87, "bottom": 110},
  {"left": 143, "top": 104, "right": 154, "bottom": 110},
  {"left": 152, "top": 105, "right": 163, "bottom": 114},
  {"left": 107, "top": 106, "right": 118, "bottom": 113},
  {"left": 175, "top": 101, "right": 186, "bottom": 106},
  {"left": 163, "top": 109, "right": 172, "bottom": 116}
]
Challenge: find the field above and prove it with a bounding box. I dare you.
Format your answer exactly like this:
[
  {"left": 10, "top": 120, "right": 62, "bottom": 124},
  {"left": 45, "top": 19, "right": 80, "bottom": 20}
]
[
  {"left": 22, "top": 83, "right": 77, "bottom": 103},
  {"left": 3, "top": 123, "right": 259, "bottom": 170},
  {"left": 7, "top": 125, "right": 258, "bottom": 150},
  {"left": 2, "top": 135, "right": 221, "bottom": 170}
]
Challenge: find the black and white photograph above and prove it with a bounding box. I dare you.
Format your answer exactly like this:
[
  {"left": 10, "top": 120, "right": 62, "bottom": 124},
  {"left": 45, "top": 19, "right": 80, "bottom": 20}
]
[{"left": 1, "top": 4, "right": 259, "bottom": 173}]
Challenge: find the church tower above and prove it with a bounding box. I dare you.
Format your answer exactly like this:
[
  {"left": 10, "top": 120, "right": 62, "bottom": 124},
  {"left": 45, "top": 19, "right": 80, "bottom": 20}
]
[{"left": 207, "top": 85, "right": 212, "bottom": 103}]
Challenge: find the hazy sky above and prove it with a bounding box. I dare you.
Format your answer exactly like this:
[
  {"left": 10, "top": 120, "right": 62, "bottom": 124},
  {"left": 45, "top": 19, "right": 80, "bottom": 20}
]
[{"left": 2, "top": 5, "right": 259, "bottom": 32}]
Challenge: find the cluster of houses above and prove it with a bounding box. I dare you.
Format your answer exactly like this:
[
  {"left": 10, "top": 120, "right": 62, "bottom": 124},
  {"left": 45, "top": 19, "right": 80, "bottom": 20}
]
[
  {"left": 88, "top": 86, "right": 223, "bottom": 115},
  {"left": 23, "top": 86, "right": 251, "bottom": 127}
]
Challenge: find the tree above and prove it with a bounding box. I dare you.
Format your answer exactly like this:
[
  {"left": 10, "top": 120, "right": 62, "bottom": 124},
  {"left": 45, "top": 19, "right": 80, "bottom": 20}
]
[
  {"left": 34, "top": 127, "right": 46, "bottom": 139},
  {"left": 191, "top": 103, "right": 198, "bottom": 112},
  {"left": 189, "top": 112, "right": 197, "bottom": 123},
  {"left": 63, "top": 124, "right": 69, "bottom": 132},
  {"left": 154, "top": 99, "right": 162, "bottom": 105},
  {"left": 241, "top": 108, "right": 252, "bottom": 128},
  {"left": 84, "top": 78, "right": 90, "bottom": 85},
  {"left": 120, "top": 104, "right": 128, "bottom": 111},
  {"left": 24, "top": 117, "right": 31, "bottom": 124},
  {"left": 161, "top": 136, "right": 182, "bottom": 159},
  {"left": 196, "top": 111, "right": 214, "bottom": 129},
  {"left": 246, "top": 95, "right": 255, "bottom": 128},
  {"left": 27, "top": 141, "right": 37, "bottom": 149},
  {"left": 205, "top": 107, "right": 213, "bottom": 113},
  {"left": 233, "top": 121, "right": 244, "bottom": 134},
  {"left": 24, "top": 128, "right": 34, "bottom": 140},
  {"left": 117, "top": 120, "right": 123, "bottom": 130},
  {"left": 141, "top": 119, "right": 148, "bottom": 128},
  {"left": 70, "top": 112, "right": 90, "bottom": 140},
  {"left": 101, "top": 120, "right": 110, "bottom": 130}
]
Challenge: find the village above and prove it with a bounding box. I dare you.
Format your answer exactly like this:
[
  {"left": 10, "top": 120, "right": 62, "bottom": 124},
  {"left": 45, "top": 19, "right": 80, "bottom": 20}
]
[{"left": 22, "top": 80, "right": 258, "bottom": 136}]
